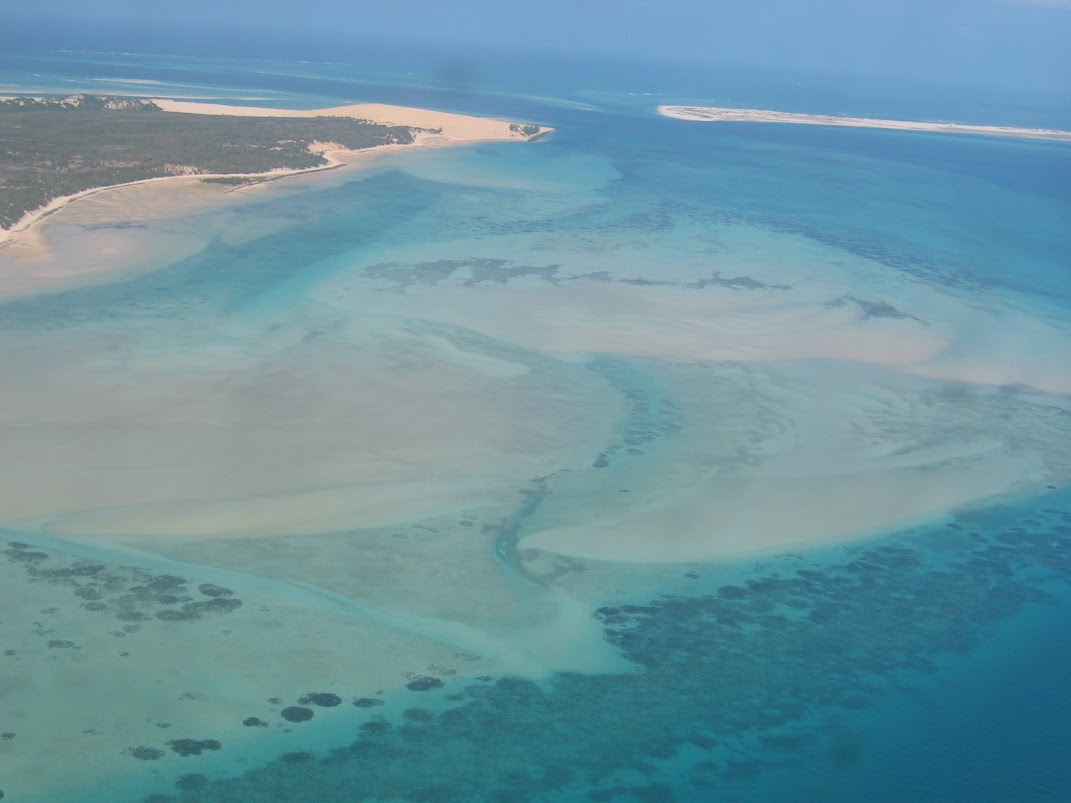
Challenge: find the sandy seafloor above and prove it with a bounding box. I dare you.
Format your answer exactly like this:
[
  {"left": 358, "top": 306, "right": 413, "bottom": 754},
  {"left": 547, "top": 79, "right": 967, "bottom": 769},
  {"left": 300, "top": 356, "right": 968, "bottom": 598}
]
[{"left": 1, "top": 51, "right": 1070, "bottom": 802}]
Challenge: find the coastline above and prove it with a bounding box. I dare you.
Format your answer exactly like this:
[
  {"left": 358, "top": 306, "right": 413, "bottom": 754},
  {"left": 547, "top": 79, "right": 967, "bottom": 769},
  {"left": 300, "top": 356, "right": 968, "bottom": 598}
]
[
  {"left": 148, "top": 98, "right": 551, "bottom": 141},
  {"left": 0, "top": 100, "right": 553, "bottom": 295},
  {"left": 658, "top": 104, "right": 1071, "bottom": 142}
]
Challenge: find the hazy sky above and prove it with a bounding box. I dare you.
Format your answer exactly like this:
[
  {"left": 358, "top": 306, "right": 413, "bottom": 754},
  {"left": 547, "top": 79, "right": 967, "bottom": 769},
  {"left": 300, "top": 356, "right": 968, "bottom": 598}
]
[{"left": 7, "top": 0, "right": 1071, "bottom": 96}]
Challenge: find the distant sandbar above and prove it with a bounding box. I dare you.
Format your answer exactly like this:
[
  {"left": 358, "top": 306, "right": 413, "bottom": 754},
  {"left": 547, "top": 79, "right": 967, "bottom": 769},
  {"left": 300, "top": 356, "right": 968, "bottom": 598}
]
[{"left": 659, "top": 105, "right": 1071, "bottom": 142}]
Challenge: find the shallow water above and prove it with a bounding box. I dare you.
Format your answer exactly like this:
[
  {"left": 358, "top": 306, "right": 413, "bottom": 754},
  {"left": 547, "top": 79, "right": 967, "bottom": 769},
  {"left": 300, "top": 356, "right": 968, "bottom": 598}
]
[{"left": 0, "top": 51, "right": 1069, "bottom": 802}]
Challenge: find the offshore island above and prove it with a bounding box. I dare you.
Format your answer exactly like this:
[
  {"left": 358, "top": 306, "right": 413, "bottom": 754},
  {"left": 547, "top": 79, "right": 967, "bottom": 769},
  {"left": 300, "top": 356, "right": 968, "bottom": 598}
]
[
  {"left": 0, "top": 94, "right": 551, "bottom": 240},
  {"left": 659, "top": 104, "right": 1071, "bottom": 142}
]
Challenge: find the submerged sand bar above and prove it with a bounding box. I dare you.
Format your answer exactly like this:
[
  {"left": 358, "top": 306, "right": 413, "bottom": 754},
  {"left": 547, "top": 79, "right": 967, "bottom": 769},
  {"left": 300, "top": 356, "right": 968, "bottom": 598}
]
[{"left": 659, "top": 105, "right": 1071, "bottom": 142}]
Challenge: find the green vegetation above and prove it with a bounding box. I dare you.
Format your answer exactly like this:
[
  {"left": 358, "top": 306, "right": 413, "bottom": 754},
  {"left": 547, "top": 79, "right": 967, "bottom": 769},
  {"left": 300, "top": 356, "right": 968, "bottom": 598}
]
[
  {"left": 0, "top": 95, "right": 161, "bottom": 112},
  {"left": 509, "top": 122, "right": 542, "bottom": 137},
  {"left": 0, "top": 95, "right": 416, "bottom": 230}
]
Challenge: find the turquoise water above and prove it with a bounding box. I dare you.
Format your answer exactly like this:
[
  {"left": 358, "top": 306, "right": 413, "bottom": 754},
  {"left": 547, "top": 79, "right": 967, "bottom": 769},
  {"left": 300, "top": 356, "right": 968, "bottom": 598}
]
[{"left": 0, "top": 51, "right": 1069, "bottom": 802}]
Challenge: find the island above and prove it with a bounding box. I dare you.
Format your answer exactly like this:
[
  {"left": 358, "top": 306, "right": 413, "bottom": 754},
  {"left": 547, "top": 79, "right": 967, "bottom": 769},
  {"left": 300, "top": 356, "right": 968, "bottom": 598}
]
[
  {"left": 658, "top": 105, "right": 1071, "bottom": 142},
  {"left": 0, "top": 94, "right": 552, "bottom": 236}
]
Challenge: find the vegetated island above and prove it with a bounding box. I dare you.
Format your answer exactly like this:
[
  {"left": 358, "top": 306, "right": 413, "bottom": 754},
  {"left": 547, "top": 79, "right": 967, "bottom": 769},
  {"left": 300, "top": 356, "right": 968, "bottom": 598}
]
[
  {"left": 658, "top": 105, "right": 1071, "bottom": 142},
  {"left": 0, "top": 94, "right": 552, "bottom": 234}
]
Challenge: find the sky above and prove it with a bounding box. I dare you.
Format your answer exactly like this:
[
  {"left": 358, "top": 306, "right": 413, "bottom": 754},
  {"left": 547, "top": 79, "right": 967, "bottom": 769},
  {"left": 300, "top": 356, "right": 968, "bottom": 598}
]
[{"left": 5, "top": 1, "right": 1071, "bottom": 98}]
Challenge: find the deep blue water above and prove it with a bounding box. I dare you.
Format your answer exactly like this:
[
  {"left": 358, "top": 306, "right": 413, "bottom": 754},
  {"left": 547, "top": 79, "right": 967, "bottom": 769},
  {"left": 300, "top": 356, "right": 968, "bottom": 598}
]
[{"left": 1, "top": 49, "right": 1069, "bottom": 802}]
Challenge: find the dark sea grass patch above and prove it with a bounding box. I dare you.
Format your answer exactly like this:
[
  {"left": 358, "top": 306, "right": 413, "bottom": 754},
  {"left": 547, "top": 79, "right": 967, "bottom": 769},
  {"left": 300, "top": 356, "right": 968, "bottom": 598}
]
[
  {"left": 618, "top": 604, "right": 657, "bottom": 615},
  {"left": 197, "top": 584, "right": 233, "bottom": 598},
  {"left": 352, "top": 697, "right": 384, "bottom": 708},
  {"left": 280, "top": 706, "right": 314, "bottom": 723},
  {"left": 154, "top": 594, "right": 190, "bottom": 605},
  {"left": 4, "top": 549, "right": 48, "bottom": 564},
  {"left": 0, "top": 538, "right": 248, "bottom": 641},
  {"left": 358, "top": 717, "right": 392, "bottom": 736},
  {"left": 185, "top": 598, "right": 242, "bottom": 616},
  {"left": 126, "top": 746, "right": 165, "bottom": 761},
  {"left": 155, "top": 609, "right": 201, "bottom": 622},
  {"left": 717, "top": 585, "right": 747, "bottom": 599},
  {"left": 594, "top": 606, "right": 627, "bottom": 626},
  {"left": 168, "top": 739, "right": 222, "bottom": 757},
  {"left": 175, "top": 774, "right": 207, "bottom": 792},
  {"left": 154, "top": 598, "right": 242, "bottom": 622},
  {"left": 398, "top": 723, "right": 437, "bottom": 745},
  {"left": 405, "top": 676, "right": 444, "bottom": 691},
  {"left": 40, "top": 561, "right": 105, "bottom": 578},
  {"left": 242, "top": 717, "right": 268, "bottom": 728},
  {"left": 146, "top": 575, "right": 187, "bottom": 593},
  {"left": 299, "top": 692, "right": 342, "bottom": 707}
]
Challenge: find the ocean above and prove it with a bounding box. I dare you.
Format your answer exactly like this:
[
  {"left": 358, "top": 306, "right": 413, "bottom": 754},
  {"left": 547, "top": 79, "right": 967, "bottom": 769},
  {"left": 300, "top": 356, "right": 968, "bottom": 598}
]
[{"left": 0, "top": 48, "right": 1069, "bottom": 802}]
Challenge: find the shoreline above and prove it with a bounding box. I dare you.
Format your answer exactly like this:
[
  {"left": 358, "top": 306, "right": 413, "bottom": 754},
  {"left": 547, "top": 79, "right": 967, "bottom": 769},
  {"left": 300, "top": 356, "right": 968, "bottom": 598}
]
[
  {"left": 2, "top": 138, "right": 393, "bottom": 250},
  {"left": 0, "top": 142, "right": 409, "bottom": 300},
  {"left": 658, "top": 104, "right": 1071, "bottom": 142},
  {"left": 0, "top": 99, "right": 553, "bottom": 278}
]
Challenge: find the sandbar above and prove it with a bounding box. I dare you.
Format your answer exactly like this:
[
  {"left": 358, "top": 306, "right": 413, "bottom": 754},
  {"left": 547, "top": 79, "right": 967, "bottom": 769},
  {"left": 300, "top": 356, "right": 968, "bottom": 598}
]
[{"left": 659, "top": 105, "right": 1071, "bottom": 142}]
